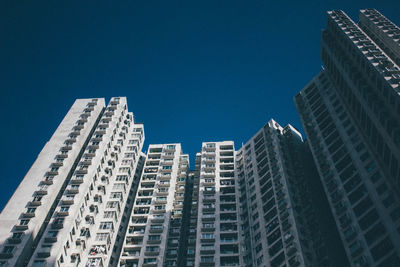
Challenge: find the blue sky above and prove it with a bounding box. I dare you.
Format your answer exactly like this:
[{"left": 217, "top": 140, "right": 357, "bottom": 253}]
[{"left": 1, "top": 0, "right": 399, "bottom": 210}]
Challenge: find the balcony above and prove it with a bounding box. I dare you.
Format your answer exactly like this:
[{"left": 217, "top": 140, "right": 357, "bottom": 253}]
[
  {"left": 203, "top": 189, "right": 216, "bottom": 195},
  {"left": 126, "top": 237, "right": 143, "bottom": 247},
  {"left": 204, "top": 144, "right": 216, "bottom": 151},
  {"left": 158, "top": 182, "right": 170, "bottom": 187},
  {"left": 201, "top": 226, "right": 215, "bottom": 232},
  {"left": 57, "top": 210, "right": 69, "bottom": 217},
  {"left": 47, "top": 169, "right": 59, "bottom": 176},
  {"left": 15, "top": 223, "right": 29, "bottom": 231},
  {"left": 204, "top": 158, "right": 216, "bottom": 163},
  {"left": 66, "top": 186, "right": 79, "bottom": 194},
  {"left": 0, "top": 250, "right": 14, "bottom": 259},
  {"left": 201, "top": 237, "right": 215, "bottom": 243},
  {"left": 61, "top": 196, "right": 75, "bottom": 205},
  {"left": 71, "top": 176, "right": 84, "bottom": 184},
  {"left": 86, "top": 257, "right": 103, "bottom": 267},
  {"left": 163, "top": 153, "right": 175, "bottom": 159},
  {"left": 37, "top": 247, "right": 51, "bottom": 258},
  {"left": 81, "top": 158, "right": 92, "bottom": 166},
  {"left": 62, "top": 144, "right": 73, "bottom": 151},
  {"left": 200, "top": 248, "right": 215, "bottom": 255},
  {"left": 36, "top": 185, "right": 49, "bottom": 195},
  {"left": 220, "top": 245, "right": 239, "bottom": 255},
  {"left": 149, "top": 227, "right": 164, "bottom": 234},
  {"left": 44, "top": 235, "right": 57, "bottom": 243},
  {"left": 23, "top": 210, "right": 36, "bottom": 218},
  {"left": 203, "top": 172, "right": 215, "bottom": 178},
  {"left": 144, "top": 250, "right": 160, "bottom": 256},
  {"left": 57, "top": 153, "right": 68, "bottom": 159},
  {"left": 161, "top": 167, "right": 173, "bottom": 173},
  {"left": 95, "top": 129, "right": 107, "bottom": 137},
  {"left": 52, "top": 161, "right": 63, "bottom": 167},
  {"left": 200, "top": 260, "right": 215, "bottom": 267},
  {"left": 42, "top": 176, "right": 54, "bottom": 185},
  {"left": 153, "top": 209, "right": 166, "bottom": 215},
  {"left": 147, "top": 238, "right": 162, "bottom": 245},
  {"left": 85, "top": 151, "right": 96, "bottom": 157},
  {"left": 155, "top": 199, "right": 167, "bottom": 204},
  {"left": 156, "top": 190, "right": 169, "bottom": 196},
  {"left": 160, "top": 160, "right": 173, "bottom": 166},
  {"left": 52, "top": 220, "right": 64, "bottom": 229},
  {"left": 159, "top": 174, "right": 171, "bottom": 181},
  {"left": 76, "top": 168, "right": 88, "bottom": 175},
  {"left": 151, "top": 217, "right": 165, "bottom": 224}
]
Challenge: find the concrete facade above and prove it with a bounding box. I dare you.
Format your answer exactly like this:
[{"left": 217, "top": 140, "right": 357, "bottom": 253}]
[
  {"left": 236, "top": 119, "right": 347, "bottom": 267},
  {"left": 0, "top": 97, "right": 145, "bottom": 267},
  {"left": 118, "top": 144, "right": 189, "bottom": 267},
  {"left": 193, "top": 141, "right": 242, "bottom": 267},
  {"left": 295, "top": 9, "right": 400, "bottom": 267}
]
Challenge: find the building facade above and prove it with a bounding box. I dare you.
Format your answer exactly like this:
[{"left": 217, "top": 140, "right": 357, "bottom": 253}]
[
  {"left": 295, "top": 9, "right": 400, "bottom": 267},
  {"left": 3, "top": 9, "right": 400, "bottom": 267},
  {"left": 236, "top": 119, "right": 347, "bottom": 267},
  {"left": 118, "top": 144, "right": 189, "bottom": 267},
  {"left": 194, "top": 141, "right": 242, "bottom": 267},
  {"left": 0, "top": 97, "right": 145, "bottom": 267}
]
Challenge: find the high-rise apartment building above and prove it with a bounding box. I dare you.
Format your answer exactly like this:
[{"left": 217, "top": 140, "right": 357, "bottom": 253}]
[
  {"left": 3, "top": 8, "right": 400, "bottom": 267},
  {"left": 295, "top": 9, "right": 400, "bottom": 267},
  {"left": 193, "top": 141, "right": 241, "bottom": 267},
  {"left": 0, "top": 97, "right": 145, "bottom": 267},
  {"left": 185, "top": 155, "right": 201, "bottom": 267},
  {"left": 118, "top": 144, "right": 189, "bottom": 267},
  {"left": 0, "top": 94, "right": 347, "bottom": 267},
  {"left": 236, "top": 119, "right": 347, "bottom": 267},
  {"left": 185, "top": 126, "right": 345, "bottom": 267}
]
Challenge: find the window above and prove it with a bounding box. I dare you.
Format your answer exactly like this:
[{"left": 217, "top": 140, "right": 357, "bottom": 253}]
[
  {"left": 95, "top": 233, "right": 109, "bottom": 241},
  {"left": 119, "top": 167, "right": 130, "bottom": 173},
  {"left": 371, "top": 237, "right": 394, "bottom": 261},
  {"left": 145, "top": 246, "right": 160, "bottom": 252},
  {"left": 116, "top": 175, "right": 128, "bottom": 182},
  {"left": 99, "top": 222, "right": 113, "bottom": 230},
  {"left": 48, "top": 231, "right": 58, "bottom": 237},
  {"left": 148, "top": 235, "right": 161, "bottom": 241},
  {"left": 111, "top": 192, "right": 123, "bottom": 199},
  {"left": 33, "top": 196, "right": 42, "bottom": 202},
  {"left": 150, "top": 225, "right": 163, "bottom": 230},
  {"left": 200, "top": 256, "right": 214, "bottom": 263},
  {"left": 12, "top": 232, "right": 23, "bottom": 239},
  {"left": 27, "top": 208, "right": 36, "bottom": 214},
  {"left": 201, "top": 245, "right": 214, "bottom": 250},
  {"left": 60, "top": 206, "right": 69, "bottom": 212},
  {"left": 201, "top": 233, "right": 214, "bottom": 239},
  {"left": 104, "top": 211, "right": 116, "bottom": 219},
  {"left": 20, "top": 219, "right": 30, "bottom": 226},
  {"left": 144, "top": 258, "right": 157, "bottom": 264},
  {"left": 54, "top": 218, "right": 64, "bottom": 225},
  {"left": 2, "top": 246, "right": 14, "bottom": 253}
]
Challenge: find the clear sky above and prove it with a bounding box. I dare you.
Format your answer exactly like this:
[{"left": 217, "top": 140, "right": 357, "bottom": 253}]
[{"left": 1, "top": 0, "right": 399, "bottom": 210}]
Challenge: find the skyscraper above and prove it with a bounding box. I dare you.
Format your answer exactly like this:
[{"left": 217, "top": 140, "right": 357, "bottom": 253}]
[
  {"left": 0, "top": 97, "right": 347, "bottom": 267},
  {"left": 4, "top": 9, "right": 400, "bottom": 267},
  {"left": 193, "top": 141, "right": 241, "bottom": 267},
  {"left": 118, "top": 144, "right": 189, "bottom": 267},
  {"left": 184, "top": 121, "right": 346, "bottom": 267},
  {"left": 0, "top": 97, "right": 145, "bottom": 267},
  {"left": 295, "top": 9, "right": 400, "bottom": 267},
  {"left": 235, "top": 119, "right": 347, "bottom": 267}
]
